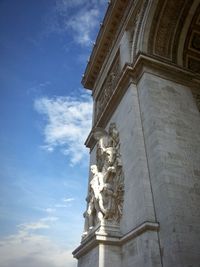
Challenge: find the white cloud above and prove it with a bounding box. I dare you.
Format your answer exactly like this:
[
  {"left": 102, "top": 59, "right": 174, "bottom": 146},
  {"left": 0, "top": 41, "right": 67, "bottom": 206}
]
[
  {"left": 63, "top": 197, "right": 74, "bottom": 203},
  {"left": 54, "top": 204, "right": 68, "bottom": 208},
  {"left": 66, "top": 8, "right": 100, "bottom": 46},
  {"left": 18, "top": 217, "right": 59, "bottom": 232},
  {"left": 55, "top": 0, "right": 107, "bottom": 14},
  {"left": 0, "top": 217, "right": 77, "bottom": 267},
  {"left": 45, "top": 207, "right": 56, "bottom": 214},
  {"left": 41, "top": 216, "right": 59, "bottom": 222},
  {"left": 47, "top": 0, "right": 107, "bottom": 46},
  {"left": 34, "top": 95, "right": 92, "bottom": 165},
  {"left": 55, "top": 0, "right": 86, "bottom": 10},
  {"left": 0, "top": 226, "right": 76, "bottom": 267},
  {"left": 27, "top": 81, "right": 51, "bottom": 95},
  {"left": 19, "top": 221, "right": 50, "bottom": 231}
]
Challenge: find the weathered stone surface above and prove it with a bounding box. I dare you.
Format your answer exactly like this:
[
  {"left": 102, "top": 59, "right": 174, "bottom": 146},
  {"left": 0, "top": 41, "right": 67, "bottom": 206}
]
[
  {"left": 108, "top": 84, "right": 156, "bottom": 234},
  {"left": 77, "top": 247, "right": 99, "bottom": 267},
  {"left": 138, "top": 72, "right": 200, "bottom": 267},
  {"left": 122, "top": 231, "right": 162, "bottom": 267}
]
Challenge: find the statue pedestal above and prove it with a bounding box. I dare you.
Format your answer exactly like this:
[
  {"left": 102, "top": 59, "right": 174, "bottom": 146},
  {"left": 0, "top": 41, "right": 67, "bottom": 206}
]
[
  {"left": 95, "top": 220, "right": 121, "bottom": 237},
  {"left": 73, "top": 221, "right": 161, "bottom": 267},
  {"left": 73, "top": 221, "right": 122, "bottom": 267}
]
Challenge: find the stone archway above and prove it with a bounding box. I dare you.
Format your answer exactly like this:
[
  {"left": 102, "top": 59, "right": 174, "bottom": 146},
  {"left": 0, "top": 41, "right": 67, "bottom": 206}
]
[
  {"left": 132, "top": 0, "right": 200, "bottom": 74},
  {"left": 130, "top": 0, "right": 200, "bottom": 111}
]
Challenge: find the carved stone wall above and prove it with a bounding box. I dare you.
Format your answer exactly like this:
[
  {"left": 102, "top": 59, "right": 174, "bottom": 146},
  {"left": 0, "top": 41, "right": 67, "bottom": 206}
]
[
  {"left": 95, "top": 53, "right": 120, "bottom": 122},
  {"left": 148, "top": 0, "right": 194, "bottom": 63},
  {"left": 183, "top": 4, "right": 200, "bottom": 73}
]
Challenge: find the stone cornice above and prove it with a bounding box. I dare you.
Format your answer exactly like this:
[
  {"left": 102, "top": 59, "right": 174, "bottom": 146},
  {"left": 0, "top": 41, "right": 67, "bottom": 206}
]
[
  {"left": 132, "top": 53, "right": 200, "bottom": 88},
  {"left": 85, "top": 53, "right": 200, "bottom": 149},
  {"left": 72, "top": 221, "right": 159, "bottom": 259},
  {"left": 85, "top": 62, "right": 133, "bottom": 149},
  {"left": 81, "top": 0, "right": 130, "bottom": 90}
]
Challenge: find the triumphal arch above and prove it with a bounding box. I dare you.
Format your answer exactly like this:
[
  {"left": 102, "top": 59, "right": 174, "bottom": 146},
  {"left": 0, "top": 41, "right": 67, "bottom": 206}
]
[{"left": 73, "top": 0, "right": 200, "bottom": 266}]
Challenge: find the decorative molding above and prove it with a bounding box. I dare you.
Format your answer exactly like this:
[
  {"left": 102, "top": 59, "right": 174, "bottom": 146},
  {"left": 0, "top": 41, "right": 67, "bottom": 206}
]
[
  {"left": 120, "top": 221, "right": 160, "bottom": 245},
  {"left": 171, "top": 1, "right": 195, "bottom": 63},
  {"left": 148, "top": 0, "right": 193, "bottom": 61},
  {"left": 183, "top": 3, "right": 200, "bottom": 74},
  {"left": 131, "top": 0, "right": 148, "bottom": 59},
  {"left": 187, "top": 56, "right": 200, "bottom": 73},
  {"left": 154, "top": 0, "right": 185, "bottom": 58},
  {"left": 92, "top": 0, "right": 141, "bottom": 99},
  {"left": 82, "top": 0, "right": 130, "bottom": 89},
  {"left": 72, "top": 221, "right": 160, "bottom": 259}
]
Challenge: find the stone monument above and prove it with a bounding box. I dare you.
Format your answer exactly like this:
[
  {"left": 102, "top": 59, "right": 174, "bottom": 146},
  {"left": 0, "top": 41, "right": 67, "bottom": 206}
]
[{"left": 73, "top": 0, "right": 200, "bottom": 266}]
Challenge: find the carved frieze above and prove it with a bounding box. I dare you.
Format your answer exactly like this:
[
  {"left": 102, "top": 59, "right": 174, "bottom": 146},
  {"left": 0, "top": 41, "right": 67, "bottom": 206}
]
[
  {"left": 83, "top": 123, "right": 124, "bottom": 237},
  {"left": 149, "top": 0, "right": 185, "bottom": 58},
  {"left": 148, "top": 0, "right": 193, "bottom": 62},
  {"left": 183, "top": 4, "right": 200, "bottom": 74},
  {"left": 95, "top": 53, "right": 120, "bottom": 122}
]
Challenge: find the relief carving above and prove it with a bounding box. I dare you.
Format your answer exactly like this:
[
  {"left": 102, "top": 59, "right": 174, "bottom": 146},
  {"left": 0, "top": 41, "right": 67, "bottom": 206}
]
[
  {"left": 95, "top": 54, "right": 120, "bottom": 122},
  {"left": 83, "top": 123, "right": 124, "bottom": 237},
  {"left": 183, "top": 4, "right": 200, "bottom": 74},
  {"left": 148, "top": 0, "right": 191, "bottom": 60}
]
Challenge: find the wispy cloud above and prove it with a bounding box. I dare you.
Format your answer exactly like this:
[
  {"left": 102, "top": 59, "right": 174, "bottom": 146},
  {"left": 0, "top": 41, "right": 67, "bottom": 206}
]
[
  {"left": 66, "top": 8, "right": 100, "bottom": 46},
  {"left": 0, "top": 220, "right": 76, "bottom": 267},
  {"left": 34, "top": 95, "right": 92, "bottom": 165},
  {"left": 55, "top": 0, "right": 88, "bottom": 11},
  {"left": 19, "top": 221, "right": 50, "bottom": 231},
  {"left": 19, "top": 217, "right": 59, "bottom": 232},
  {"left": 54, "top": 204, "right": 68, "bottom": 208},
  {"left": 41, "top": 217, "right": 59, "bottom": 222},
  {"left": 27, "top": 81, "right": 51, "bottom": 95},
  {"left": 45, "top": 0, "right": 107, "bottom": 46},
  {"left": 55, "top": 0, "right": 107, "bottom": 10},
  {"left": 45, "top": 208, "right": 56, "bottom": 214},
  {"left": 63, "top": 197, "right": 74, "bottom": 203}
]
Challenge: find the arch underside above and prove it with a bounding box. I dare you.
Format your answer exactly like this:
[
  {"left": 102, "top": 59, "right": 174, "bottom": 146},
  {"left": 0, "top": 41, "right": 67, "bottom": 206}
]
[{"left": 139, "top": 0, "right": 200, "bottom": 74}]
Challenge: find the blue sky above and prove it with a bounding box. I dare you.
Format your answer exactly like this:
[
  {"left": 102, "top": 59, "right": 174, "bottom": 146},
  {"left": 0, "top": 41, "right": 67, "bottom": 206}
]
[{"left": 0, "top": 1, "right": 107, "bottom": 266}]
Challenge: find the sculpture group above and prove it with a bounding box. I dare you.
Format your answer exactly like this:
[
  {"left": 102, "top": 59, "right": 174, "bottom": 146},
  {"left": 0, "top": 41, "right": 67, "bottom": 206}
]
[{"left": 83, "top": 123, "right": 124, "bottom": 237}]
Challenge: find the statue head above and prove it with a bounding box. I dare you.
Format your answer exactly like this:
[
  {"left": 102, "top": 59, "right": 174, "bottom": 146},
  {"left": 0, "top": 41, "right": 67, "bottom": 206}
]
[
  {"left": 105, "top": 147, "right": 116, "bottom": 165},
  {"left": 90, "top": 165, "right": 98, "bottom": 174}
]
